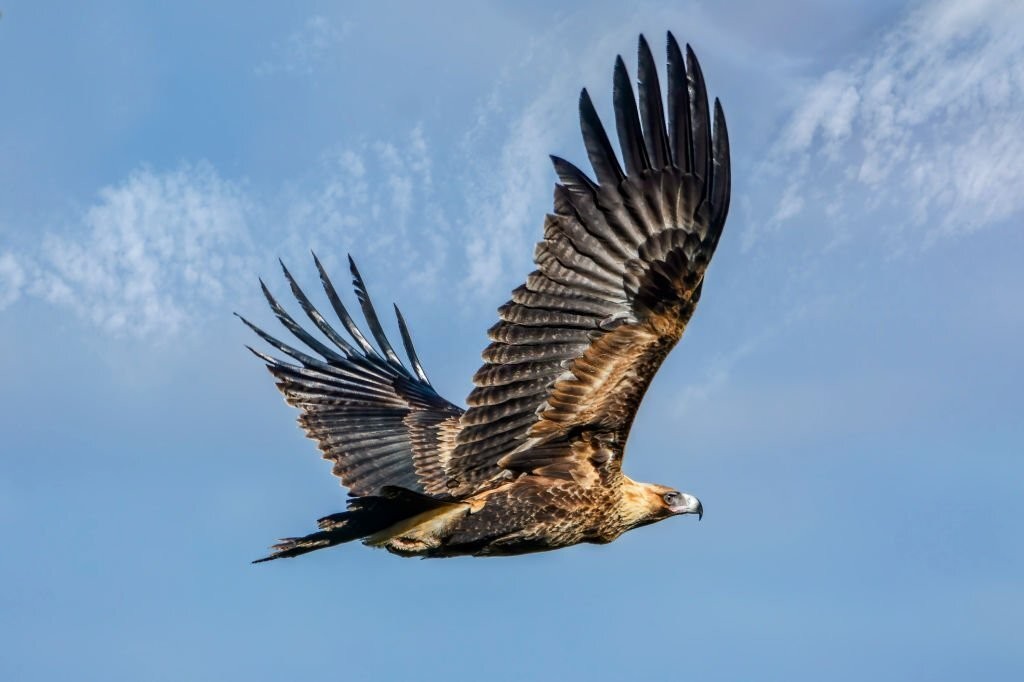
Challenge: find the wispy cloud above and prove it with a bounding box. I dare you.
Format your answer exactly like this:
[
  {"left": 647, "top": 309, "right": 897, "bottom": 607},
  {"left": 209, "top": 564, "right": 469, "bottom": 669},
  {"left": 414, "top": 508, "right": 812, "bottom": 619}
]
[
  {"left": 6, "top": 4, "right": 766, "bottom": 340},
  {"left": 455, "top": 23, "right": 579, "bottom": 295},
  {"left": 5, "top": 124, "right": 449, "bottom": 340},
  {"left": 780, "top": 69, "right": 861, "bottom": 159},
  {"left": 747, "top": 0, "right": 1024, "bottom": 249},
  {"left": 28, "top": 1, "right": 1012, "bottom": 347},
  {"left": 30, "top": 164, "right": 256, "bottom": 338},
  {"left": 451, "top": 1, "right": 790, "bottom": 298},
  {"left": 673, "top": 293, "right": 837, "bottom": 419},
  {"left": 459, "top": 61, "right": 576, "bottom": 294},
  {"left": 456, "top": 10, "right": 710, "bottom": 295},
  {"left": 279, "top": 125, "right": 450, "bottom": 294},
  {"left": 0, "top": 251, "right": 25, "bottom": 310},
  {"left": 255, "top": 15, "right": 352, "bottom": 77},
  {"left": 675, "top": 337, "right": 759, "bottom": 417}
]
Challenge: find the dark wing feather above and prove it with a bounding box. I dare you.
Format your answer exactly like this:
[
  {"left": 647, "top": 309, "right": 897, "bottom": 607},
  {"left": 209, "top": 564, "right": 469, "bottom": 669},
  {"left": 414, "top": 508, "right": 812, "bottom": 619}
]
[
  {"left": 637, "top": 35, "right": 671, "bottom": 171},
  {"left": 242, "top": 255, "right": 463, "bottom": 497},
  {"left": 613, "top": 55, "right": 650, "bottom": 177},
  {"left": 446, "top": 34, "right": 730, "bottom": 491}
]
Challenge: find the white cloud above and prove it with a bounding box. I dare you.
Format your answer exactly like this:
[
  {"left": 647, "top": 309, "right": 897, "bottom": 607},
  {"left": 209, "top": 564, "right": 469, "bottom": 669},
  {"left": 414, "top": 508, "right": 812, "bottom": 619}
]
[
  {"left": 451, "top": 1, "right": 785, "bottom": 297},
  {"left": 781, "top": 70, "right": 860, "bottom": 157},
  {"left": 5, "top": 5, "right": 769, "bottom": 340},
  {"left": 255, "top": 15, "right": 351, "bottom": 77},
  {"left": 751, "top": 0, "right": 1024, "bottom": 249},
  {"left": 279, "top": 125, "right": 450, "bottom": 294},
  {"left": 0, "top": 251, "right": 26, "bottom": 310},
  {"left": 32, "top": 164, "right": 256, "bottom": 339},
  {"left": 280, "top": 148, "right": 370, "bottom": 258},
  {"left": 455, "top": 18, "right": 675, "bottom": 295},
  {"left": 461, "top": 75, "right": 574, "bottom": 294},
  {"left": 773, "top": 182, "right": 805, "bottom": 224},
  {"left": 2, "top": 120, "right": 452, "bottom": 342},
  {"left": 16, "top": 3, "right": 933, "bottom": 343}
]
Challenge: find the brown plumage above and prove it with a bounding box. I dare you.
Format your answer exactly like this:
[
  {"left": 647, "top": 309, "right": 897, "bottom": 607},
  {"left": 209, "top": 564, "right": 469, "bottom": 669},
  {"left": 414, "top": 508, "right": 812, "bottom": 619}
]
[{"left": 243, "top": 32, "right": 728, "bottom": 562}]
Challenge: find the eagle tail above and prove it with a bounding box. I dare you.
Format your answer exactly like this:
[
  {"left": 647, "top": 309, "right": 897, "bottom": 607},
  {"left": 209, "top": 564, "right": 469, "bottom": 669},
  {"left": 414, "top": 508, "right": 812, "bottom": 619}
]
[{"left": 253, "top": 486, "right": 454, "bottom": 563}]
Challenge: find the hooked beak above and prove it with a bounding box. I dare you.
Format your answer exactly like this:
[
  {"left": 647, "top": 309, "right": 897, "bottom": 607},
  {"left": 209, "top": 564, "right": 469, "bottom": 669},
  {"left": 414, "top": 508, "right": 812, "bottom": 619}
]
[{"left": 670, "top": 493, "right": 703, "bottom": 521}]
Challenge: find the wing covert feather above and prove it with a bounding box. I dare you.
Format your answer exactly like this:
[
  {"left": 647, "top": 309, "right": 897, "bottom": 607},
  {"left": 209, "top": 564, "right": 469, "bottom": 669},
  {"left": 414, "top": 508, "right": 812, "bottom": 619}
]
[{"left": 446, "top": 34, "right": 731, "bottom": 491}]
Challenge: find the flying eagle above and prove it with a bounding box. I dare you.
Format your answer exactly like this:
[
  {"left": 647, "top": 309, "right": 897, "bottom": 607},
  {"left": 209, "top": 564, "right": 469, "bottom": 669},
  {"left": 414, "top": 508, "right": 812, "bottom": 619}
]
[{"left": 242, "top": 32, "right": 730, "bottom": 561}]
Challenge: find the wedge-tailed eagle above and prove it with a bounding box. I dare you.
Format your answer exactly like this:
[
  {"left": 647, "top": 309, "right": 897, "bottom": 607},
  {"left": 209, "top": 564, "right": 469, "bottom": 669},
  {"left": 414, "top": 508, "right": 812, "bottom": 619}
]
[{"left": 241, "top": 33, "right": 729, "bottom": 561}]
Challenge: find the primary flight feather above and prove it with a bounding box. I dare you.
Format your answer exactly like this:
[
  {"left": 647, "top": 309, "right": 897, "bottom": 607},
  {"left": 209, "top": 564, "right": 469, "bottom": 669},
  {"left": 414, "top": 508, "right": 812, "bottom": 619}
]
[{"left": 242, "top": 32, "right": 729, "bottom": 561}]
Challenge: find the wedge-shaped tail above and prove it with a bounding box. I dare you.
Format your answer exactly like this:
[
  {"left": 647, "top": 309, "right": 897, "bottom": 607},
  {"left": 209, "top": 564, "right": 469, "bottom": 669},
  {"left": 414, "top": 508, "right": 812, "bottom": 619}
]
[{"left": 253, "top": 486, "right": 458, "bottom": 562}]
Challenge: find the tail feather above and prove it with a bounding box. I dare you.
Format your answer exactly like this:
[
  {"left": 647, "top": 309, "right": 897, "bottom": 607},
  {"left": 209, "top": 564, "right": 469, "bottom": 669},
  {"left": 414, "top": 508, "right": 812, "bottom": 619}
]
[
  {"left": 253, "top": 531, "right": 345, "bottom": 563},
  {"left": 253, "top": 486, "right": 454, "bottom": 563}
]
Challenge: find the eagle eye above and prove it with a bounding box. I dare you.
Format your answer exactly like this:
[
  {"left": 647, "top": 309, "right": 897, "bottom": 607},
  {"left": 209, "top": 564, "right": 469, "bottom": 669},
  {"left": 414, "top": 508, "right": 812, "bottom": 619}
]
[{"left": 663, "top": 492, "right": 681, "bottom": 507}]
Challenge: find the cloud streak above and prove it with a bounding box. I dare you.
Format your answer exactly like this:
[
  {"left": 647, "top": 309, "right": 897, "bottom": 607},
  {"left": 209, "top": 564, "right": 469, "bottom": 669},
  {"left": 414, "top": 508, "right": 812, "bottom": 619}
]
[
  {"left": 13, "top": 0, "right": 1018, "bottom": 347},
  {"left": 255, "top": 15, "right": 352, "bottom": 77},
  {"left": 6, "top": 125, "right": 451, "bottom": 341},
  {"left": 31, "top": 164, "right": 256, "bottom": 338},
  {"left": 749, "top": 0, "right": 1024, "bottom": 249},
  {"left": 0, "top": 251, "right": 25, "bottom": 310},
  {"left": 278, "top": 125, "right": 451, "bottom": 294},
  {"left": 454, "top": 4, "right": 731, "bottom": 296}
]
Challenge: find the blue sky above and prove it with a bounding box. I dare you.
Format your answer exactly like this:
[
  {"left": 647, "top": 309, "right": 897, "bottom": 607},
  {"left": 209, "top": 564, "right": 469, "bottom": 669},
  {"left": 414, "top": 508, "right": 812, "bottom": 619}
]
[{"left": 2, "top": 1, "right": 1023, "bottom": 680}]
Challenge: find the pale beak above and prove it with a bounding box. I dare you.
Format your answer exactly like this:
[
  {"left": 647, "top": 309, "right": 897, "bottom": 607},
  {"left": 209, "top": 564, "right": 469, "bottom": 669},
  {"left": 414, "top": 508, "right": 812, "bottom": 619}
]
[{"left": 671, "top": 493, "right": 703, "bottom": 520}]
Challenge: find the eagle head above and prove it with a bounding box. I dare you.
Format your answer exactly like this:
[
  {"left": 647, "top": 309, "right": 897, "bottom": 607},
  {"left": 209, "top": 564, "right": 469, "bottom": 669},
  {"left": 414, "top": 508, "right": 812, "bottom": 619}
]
[{"left": 620, "top": 479, "right": 703, "bottom": 530}]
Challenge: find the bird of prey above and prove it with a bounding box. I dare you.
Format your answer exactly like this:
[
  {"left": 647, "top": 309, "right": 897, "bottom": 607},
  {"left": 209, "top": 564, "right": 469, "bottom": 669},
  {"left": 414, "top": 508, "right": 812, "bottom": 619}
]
[{"left": 241, "top": 32, "right": 730, "bottom": 561}]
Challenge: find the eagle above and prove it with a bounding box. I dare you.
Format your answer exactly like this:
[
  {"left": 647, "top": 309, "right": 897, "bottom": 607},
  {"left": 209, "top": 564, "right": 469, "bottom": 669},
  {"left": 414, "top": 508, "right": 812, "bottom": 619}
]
[{"left": 241, "top": 32, "right": 730, "bottom": 561}]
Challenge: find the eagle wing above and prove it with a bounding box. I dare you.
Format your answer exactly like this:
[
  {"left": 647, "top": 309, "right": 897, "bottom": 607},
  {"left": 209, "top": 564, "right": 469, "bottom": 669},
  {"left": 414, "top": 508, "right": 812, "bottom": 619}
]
[
  {"left": 446, "top": 34, "right": 730, "bottom": 492},
  {"left": 240, "top": 255, "right": 463, "bottom": 498}
]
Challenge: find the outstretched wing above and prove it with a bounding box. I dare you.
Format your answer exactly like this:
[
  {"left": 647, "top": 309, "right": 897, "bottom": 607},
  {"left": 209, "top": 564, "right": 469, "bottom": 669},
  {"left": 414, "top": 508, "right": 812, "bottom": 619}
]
[
  {"left": 240, "top": 255, "right": 463, "bottom": 498},
  {"left": 446, "top": 33, "right": 730, "bottom": 491}
]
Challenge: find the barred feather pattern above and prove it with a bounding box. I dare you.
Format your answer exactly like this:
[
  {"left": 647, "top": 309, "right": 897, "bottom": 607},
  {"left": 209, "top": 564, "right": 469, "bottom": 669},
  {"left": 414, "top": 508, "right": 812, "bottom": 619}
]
[
  {"left": 238, "top": 254, "right": 463, "bottom": 497},
  {"left": 446, "top": 33, "right": 731, "bottom": 492}
]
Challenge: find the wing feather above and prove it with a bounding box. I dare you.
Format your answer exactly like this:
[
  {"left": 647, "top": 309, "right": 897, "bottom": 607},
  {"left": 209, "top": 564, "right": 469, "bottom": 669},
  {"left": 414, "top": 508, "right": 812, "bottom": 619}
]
[
  {"left": 394, "top": 304, "right": 432, "bottom": 385},
  {"left": 446, "top": 34, "right": 730, "bottom": 491},
  {"left": 613, "top": 56, "right": 650, "bottom": 176},
  {"left": 637, "top": 35, "right": 671, "bottom": 170},
  {"left": 667, "top": 33, "right": 694, "bottom": 174},
  {"left": 709, "top": 98, "right": 732, "bottom": 245},
  {"left": 466, "top": 377, "right": 552, "bottom": 408},
  {"left": 685, "top": 44, "right": 713, "bottom": 189},
  {"left": 348, "top": 256, "right": 409, "bottom": 373},
  {"left": 579, "top": 89, "right": 625, "bottom": 187},
  {"left": 511, "top": 284, "right": 620, "bottom": 317},
  {"left": 243, "top": 256, "right": 463, "bottom": 497}
]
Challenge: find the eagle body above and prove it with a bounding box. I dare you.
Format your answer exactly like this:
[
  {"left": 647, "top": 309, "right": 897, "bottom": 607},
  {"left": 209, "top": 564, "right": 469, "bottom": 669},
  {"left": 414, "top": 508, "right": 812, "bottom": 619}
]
[
  {"left": 243, "top": 32, "right": 728, "bottom": 563},
  {"left": 374, "top": 462, "right": 658, "bottom": 558}
]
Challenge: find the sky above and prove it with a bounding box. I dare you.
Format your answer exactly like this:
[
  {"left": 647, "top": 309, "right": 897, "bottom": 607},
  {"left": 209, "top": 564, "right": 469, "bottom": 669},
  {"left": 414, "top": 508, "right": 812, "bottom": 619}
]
[{"left": 1, "top": 1, "right": 1022, "bottom": 679}]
